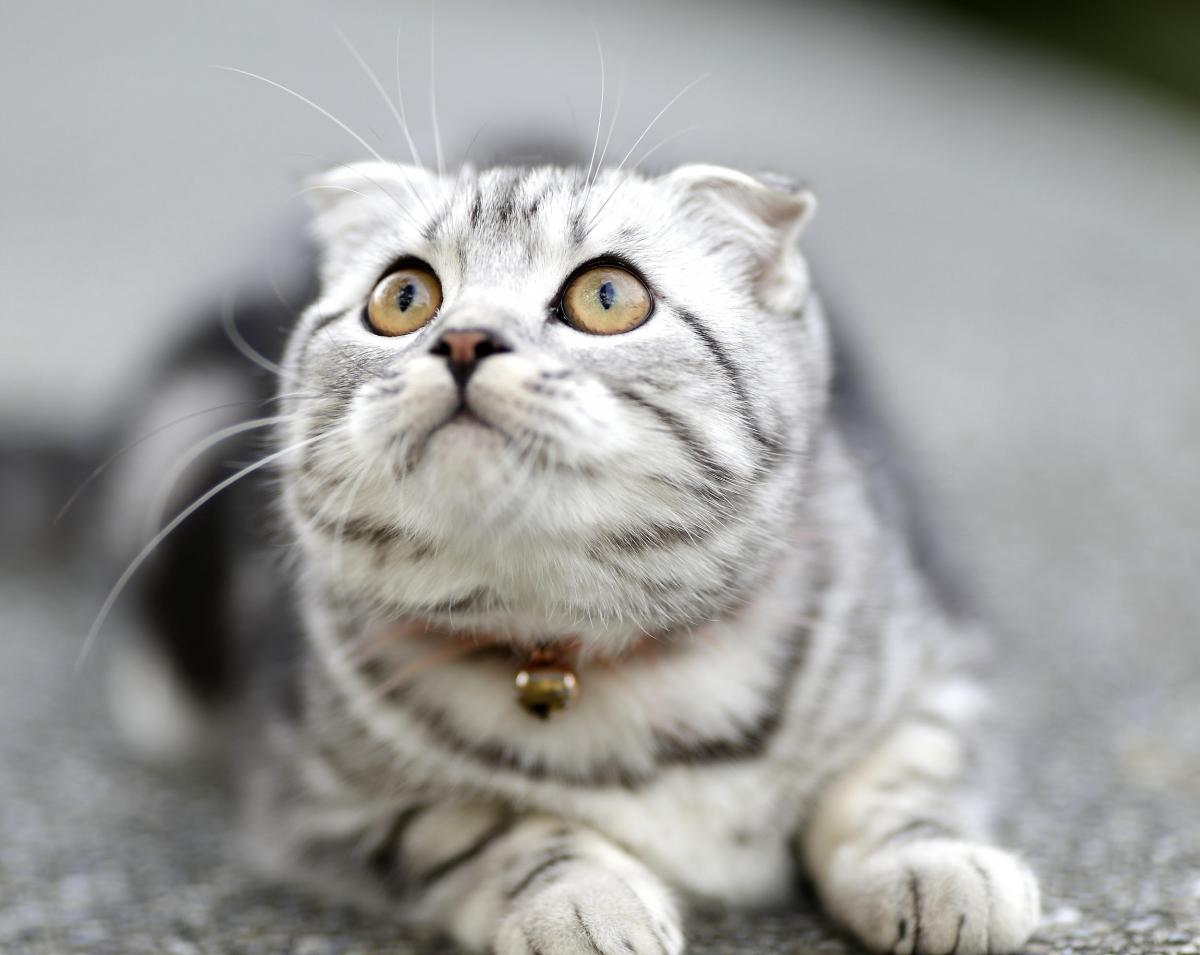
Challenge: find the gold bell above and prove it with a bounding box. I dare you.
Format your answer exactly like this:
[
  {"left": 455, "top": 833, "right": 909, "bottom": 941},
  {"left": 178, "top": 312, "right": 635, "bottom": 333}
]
[{"left": 515, "top": 656, "right": 579, "bottom": 719}]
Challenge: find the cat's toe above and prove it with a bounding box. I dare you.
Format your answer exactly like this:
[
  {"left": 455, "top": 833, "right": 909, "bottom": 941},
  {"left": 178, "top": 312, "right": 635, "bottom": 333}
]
[
  {"left": 827, "top": 839, "right": 1040, "bottom": 955},
  {"left": 494, "top": 870, "right": 683, "bottom": 955}
]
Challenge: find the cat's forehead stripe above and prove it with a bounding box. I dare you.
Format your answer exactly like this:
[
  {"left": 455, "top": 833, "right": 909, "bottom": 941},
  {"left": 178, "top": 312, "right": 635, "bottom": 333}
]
[
  {"left": 412, "top": 168, "right": 621, "bottom": 286},
  {"left": 427, "top": 167, "right": 596, "bottom": 247}
]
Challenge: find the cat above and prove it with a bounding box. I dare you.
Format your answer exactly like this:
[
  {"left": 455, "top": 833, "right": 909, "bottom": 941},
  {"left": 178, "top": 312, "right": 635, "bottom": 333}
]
[{"left": 98, "top": 158, "right": 1041, "bottom": 955}]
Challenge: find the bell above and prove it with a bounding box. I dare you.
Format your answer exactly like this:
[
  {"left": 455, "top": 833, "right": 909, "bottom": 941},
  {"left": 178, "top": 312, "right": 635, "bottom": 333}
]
[{"left": 515, "top": 661, "right": 579, "bottom": 719}]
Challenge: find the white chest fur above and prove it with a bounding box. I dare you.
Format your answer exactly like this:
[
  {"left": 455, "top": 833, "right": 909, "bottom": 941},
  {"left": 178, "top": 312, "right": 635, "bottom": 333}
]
[{"left": 303, "top": 563, "right": 818, "bottom": 903}]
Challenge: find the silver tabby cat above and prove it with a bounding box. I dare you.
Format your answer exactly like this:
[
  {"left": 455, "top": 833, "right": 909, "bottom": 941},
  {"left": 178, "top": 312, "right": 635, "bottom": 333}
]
[{"left": 129, "top": 160, "right": 1042, "bottom": 955}]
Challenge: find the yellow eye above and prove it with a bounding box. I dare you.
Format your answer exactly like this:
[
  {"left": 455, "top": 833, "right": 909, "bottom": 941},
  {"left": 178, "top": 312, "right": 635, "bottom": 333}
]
[
  {"left": 367, "top": 265, "right": 443, "bottom": 336},
  {"left": 561, "top": 265, "right": 653, "bottom": 335}
]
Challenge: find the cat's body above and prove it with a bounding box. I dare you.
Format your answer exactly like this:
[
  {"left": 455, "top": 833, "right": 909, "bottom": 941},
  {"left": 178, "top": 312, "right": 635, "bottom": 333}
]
[{"left": 102, "top": 160, "right": 1039, "bottom": 954}]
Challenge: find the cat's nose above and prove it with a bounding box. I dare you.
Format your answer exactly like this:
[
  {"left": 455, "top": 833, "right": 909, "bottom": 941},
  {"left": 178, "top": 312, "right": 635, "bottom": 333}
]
[{"left": 430, "top": 329, "right": 512, "bottom": 389}]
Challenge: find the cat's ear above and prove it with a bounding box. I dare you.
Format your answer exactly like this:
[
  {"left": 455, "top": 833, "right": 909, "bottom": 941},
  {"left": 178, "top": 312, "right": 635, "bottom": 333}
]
[
  {"left": 304, "top": 161, "right": 433, "bottom": 244},
  {"left": 665, "top": 164, "right": 816, "bottom": 312}
]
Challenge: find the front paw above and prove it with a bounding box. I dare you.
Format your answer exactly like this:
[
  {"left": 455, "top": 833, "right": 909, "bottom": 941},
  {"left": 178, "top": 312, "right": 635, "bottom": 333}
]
[
  {"left": 494, "top": 868, "right": 683, "bottom": 955},
  {"left": 826, "top": 839, "right": 1040, "bottom": 955}
]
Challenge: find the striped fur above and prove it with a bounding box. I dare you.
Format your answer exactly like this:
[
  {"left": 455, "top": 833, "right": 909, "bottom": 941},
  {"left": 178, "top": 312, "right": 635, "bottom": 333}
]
[{"left": 169, "top": 162, "right": 1038, "bottom": 953}]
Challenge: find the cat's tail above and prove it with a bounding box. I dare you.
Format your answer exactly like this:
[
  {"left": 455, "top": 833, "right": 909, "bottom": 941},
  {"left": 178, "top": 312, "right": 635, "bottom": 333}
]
[{"left": 93, "top": 273, "right": 310, "bottom": 764}]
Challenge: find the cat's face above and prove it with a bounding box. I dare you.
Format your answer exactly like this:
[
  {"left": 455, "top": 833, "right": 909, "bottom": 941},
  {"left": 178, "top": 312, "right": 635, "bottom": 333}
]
[{"left": 281, "top": 161, "right": 829, "bottom": 644}]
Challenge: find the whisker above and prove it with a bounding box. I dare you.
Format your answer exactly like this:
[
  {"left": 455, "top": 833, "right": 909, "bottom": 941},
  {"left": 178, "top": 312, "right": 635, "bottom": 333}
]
[
  {"left": 221, "top": 286, "right": 294, "bottom": 381},
  {"left": 587, "top": 73, "right": 707, "bottom": 230},
  {"left": 459, "top": 121, "right": 490, "bottom": 172},
  {"left": 335, "top": 24, "right": 424, "bottom": 170},
  {"left": 214, "top": 65, "right": 389, "bottom": 165},
  {"left": 394, "top": 21, "right": 424, "bottom": 168},
  {"left": 592, "top": 65, "right": 625, "bottom": 188},
  {"left": 214, "top": 65, "right": 429, "bottom": 214},
  {"left": 609, "top": 73, "right": 706, "bottom": 177},
  {"left": 584, "top": 23, "right": 607, "bottom": 191},
  {"left": 428, "top": 1, "right": 445, "bottom": 176},
  {"left": 53, "top": 392, "right": 316, "bottom": 526},
  {"left": 628, "top": 122, "right": 708, "bottom": 176},
  {"left": 343, "top": 161, "right": 432, "bottom": 222},
  {"left": 143, "top": 414, "right": 296, "bottom": 538},
  {"left": 294, "top": 156, "right": 427, "bottom": 225},
  {"left": 297, "top": 181, "right": 402, "bottom": 216},
  {"left": 77, "top": 432, "right": 325, "bottom": 672}
]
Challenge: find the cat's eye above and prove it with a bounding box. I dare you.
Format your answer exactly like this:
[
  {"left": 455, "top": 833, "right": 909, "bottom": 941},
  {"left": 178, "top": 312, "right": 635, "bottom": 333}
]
[
  {"left": 560, "top": 264, "right": 653, "bottom": 335},
  {"left": 366, "top": 265, "right": 443, "bottom": 336}
]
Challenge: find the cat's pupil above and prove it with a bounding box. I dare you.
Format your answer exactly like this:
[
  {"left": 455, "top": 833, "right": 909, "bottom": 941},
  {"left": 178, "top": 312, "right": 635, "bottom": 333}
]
[
  {"left": 598, "top": 281, "right": 615, "bottom": 310},
  {"left": 396, "top": 282, "right": 416, "bottom": 312}
]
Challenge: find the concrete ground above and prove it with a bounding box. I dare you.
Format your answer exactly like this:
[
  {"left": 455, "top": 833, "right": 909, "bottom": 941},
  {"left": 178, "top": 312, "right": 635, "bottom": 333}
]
[
  {"left": 2, "top": 572, "right": 1198, "bottom": 955},
  {"left": 2, "top": 0, "right": 1199, "bottom": 952}
]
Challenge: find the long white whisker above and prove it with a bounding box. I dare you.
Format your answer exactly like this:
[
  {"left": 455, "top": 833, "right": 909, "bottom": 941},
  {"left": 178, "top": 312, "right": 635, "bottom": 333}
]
[
  {"left": 53, "top": 393, "right": 314, "bottom": 526},
  {"left": 335, "top": 25, "right": 424, "bottom": 170},
  {"left": 294, "top": 183, "right": 375, "bottom": 202},
  {"left": 284, "top": 148, "right": 419, "bottom": 223},
  {"left": 584, "top": 24, "right": 606, "bottom": 190},
  {"left": 429, "top": 1, "right": 445, "bottom": 176},
  {"left": 593, "top": 66, "right": 625, "bottom": 183},
  {"left": 345, "top": 161, "right": 432, "bottom": 221},
  {"left": 394, "top": 22, "right": 424, "bottom": 169},
  {"left": 77, "top": 433, "right": 324, "bottom": 672},
  {"left": 301, "top": 152, "right": 430, "bottom": 222},
  {"left": 214, "top": 66, "right": 389, "bottom": 166},
  {"left": 221, "top": 287, "right": 293, "bottom": 381},
  {"left": 296, "top": 182, "right": 418, "bottom": 225},
  {"left": 143, "top": 415, "right": 295, "bottom": 538},
  {"left": 215, "top": 66, "right": 432, "bottom": 214},
  {"left": 588, "top": 73, "right": 707, "bottom": 229},
  {"left": 611, "top": 74, "right": 705, "bottom": 176},
  {"left": 458, "top": 121, "right": 490, "bottom": 175},
  {"left": 628, "top": 122, "right": 708, "bottom": 175}
]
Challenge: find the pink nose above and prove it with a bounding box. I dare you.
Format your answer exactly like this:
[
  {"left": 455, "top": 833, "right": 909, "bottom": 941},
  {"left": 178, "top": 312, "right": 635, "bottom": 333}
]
[
  {"left": 437, "top": 330, "right": 492, "bottom": 366},
  {"left": 430, "top": 329, "right": 512, "bottom": 388}
]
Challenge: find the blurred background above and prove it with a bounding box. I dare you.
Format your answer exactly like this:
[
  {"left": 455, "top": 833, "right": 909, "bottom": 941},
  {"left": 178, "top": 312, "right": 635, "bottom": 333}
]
[{"left": 1, "top": 1, "right": 1198, "bottom": 952}]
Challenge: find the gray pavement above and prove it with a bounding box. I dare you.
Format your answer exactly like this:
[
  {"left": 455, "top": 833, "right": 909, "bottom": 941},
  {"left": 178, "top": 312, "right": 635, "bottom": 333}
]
[
  {"left": 1, "top": 571, "right": 1197, "bottom": 952},
  {"left": 2, "top": 0, "right": 1199, "bottom": 952}
]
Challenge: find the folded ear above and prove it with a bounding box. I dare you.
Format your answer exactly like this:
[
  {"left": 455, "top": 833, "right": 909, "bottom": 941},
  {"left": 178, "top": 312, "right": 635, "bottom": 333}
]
[
  {"left": 665, "top": 163, "right": 816, "bottom": 313},
  {"left": 304, "top": 161, "right": 434, "bottom": 246}
]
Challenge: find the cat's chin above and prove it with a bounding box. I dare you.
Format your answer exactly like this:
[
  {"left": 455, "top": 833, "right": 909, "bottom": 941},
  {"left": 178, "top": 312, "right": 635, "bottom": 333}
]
[
  {"left": 421, "top": 411, "right": 514, "bottom": 468},
  {"left": 410, "top": 414, "right": 536, "bottom": 513}
]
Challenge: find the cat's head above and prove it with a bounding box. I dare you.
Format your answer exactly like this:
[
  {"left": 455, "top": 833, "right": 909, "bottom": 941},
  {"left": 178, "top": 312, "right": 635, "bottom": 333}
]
[{"left": 281, "top": 161, "right": 829, "bottom": 645}]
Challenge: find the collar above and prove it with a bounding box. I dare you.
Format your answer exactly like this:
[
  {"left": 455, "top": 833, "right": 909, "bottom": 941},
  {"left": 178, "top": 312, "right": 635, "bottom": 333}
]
[{"left": 363, "top": 618, "right": 679, "bottom": 720}]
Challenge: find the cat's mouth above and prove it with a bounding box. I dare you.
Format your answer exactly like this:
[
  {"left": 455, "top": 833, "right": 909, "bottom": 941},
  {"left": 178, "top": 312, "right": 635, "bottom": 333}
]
[{"left": 433, "top": 402, "right": 503, "bottom": 436}]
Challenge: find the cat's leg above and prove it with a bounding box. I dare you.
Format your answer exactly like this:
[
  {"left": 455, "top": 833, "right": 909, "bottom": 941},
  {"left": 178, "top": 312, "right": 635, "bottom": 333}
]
[
  {"left": 405, "top": 808, "right": 684, "bottom": 955},
  {"left": 800, "top": 699, "right": 1040, "bottom": 955},
  {"left": 254, "top": 792, "right": 683, "bottom": 955}
]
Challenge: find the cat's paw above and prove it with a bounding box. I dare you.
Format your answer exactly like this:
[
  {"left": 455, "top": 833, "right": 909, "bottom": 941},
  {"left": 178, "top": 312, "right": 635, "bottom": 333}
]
[
  {"left": 494, "top": 868, "right": 683, "bottom": 955},
  {"left": 826, "top": 839, "right": 1039, "bottom": 955}
]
